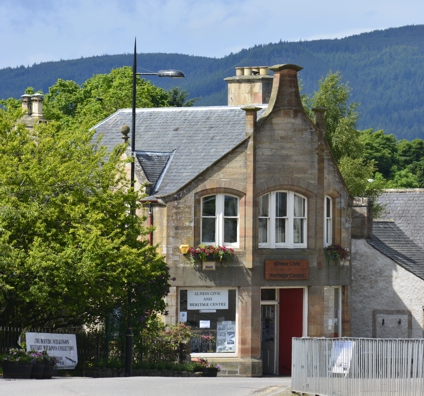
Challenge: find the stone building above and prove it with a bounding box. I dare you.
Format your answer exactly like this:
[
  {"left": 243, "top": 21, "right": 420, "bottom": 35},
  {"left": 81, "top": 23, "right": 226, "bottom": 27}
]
[
  {"left": 93, "top": 64, "right": 352, "bottom": 376},
  {"left": 351, "top": 190, "right": 424, "bottom": 339}
]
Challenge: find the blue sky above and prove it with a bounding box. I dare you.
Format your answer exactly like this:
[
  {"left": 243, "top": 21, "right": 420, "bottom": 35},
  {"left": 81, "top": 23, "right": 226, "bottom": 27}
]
[{"left": 0, "top": 0, "right": 423, "bottom": 70}]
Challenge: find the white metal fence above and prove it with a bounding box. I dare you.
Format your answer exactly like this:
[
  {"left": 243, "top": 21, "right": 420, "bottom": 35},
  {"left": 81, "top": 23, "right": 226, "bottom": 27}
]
[{"left": 292, "top": 337, "right": 424, "bottom": 396}]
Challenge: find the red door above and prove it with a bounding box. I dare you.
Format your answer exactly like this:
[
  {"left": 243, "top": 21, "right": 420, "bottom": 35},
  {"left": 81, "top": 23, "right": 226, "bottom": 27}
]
[{"left": 279, "top": 288, "right": 303, "bottom": 375}]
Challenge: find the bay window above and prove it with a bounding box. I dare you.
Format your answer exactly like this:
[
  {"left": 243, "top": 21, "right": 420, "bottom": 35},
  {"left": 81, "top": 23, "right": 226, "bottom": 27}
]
[{"left": 258, "top": 191, "right": 307, "bottom": 248}]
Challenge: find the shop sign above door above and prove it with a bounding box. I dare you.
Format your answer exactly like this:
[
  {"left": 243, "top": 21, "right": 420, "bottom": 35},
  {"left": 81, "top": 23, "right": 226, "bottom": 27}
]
[
  {"left": 187, "top": 289, "right": 229, "bottom": 310},
  {"left": 265, "top": 260, "right": 309, "bottom": 280}
]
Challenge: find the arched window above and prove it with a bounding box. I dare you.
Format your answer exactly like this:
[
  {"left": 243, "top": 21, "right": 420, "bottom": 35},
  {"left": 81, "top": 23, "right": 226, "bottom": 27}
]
[
  {"left": 201, "top": 194, "right": 239, "bottom": 247},
  {"left": 258, "top": 191, "right": 307, "bottom": 248}
]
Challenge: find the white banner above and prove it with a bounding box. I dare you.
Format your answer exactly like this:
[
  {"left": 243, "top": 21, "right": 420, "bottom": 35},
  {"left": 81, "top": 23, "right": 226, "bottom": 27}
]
[
  {"left": 187, "top": 289, "right": 228, "bottom": 310},
  {"left": 26, "top": 332, "right": 78, "bottom": 369}
]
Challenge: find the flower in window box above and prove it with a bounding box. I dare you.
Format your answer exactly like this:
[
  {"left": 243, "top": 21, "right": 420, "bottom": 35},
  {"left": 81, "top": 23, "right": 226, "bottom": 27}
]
[
  {"left": 188, "top": 245, "right": 235, "bottom": 264},
  {"left": 324, "top": 244, "right": 349, "bottom": 264}
]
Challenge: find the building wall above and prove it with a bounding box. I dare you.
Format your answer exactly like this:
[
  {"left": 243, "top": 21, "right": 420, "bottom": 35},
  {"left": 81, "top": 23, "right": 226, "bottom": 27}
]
[
  {"left": 151, "top": 65, "right": 353, "bottom": 375},
  {"left": 351, "top": 239, "right": 424, "bottom": 338}
]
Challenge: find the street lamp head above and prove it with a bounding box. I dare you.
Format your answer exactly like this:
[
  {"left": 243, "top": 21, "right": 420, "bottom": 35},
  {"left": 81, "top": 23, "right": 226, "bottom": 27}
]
[{"left": 157, "top": 69, "right": 185, "bottom": 78}]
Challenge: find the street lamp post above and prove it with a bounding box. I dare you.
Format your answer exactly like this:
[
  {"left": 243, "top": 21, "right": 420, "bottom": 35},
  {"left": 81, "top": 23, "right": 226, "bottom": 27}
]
[{"left": 124, "top": 39, "right": 184, "bottom": 378}]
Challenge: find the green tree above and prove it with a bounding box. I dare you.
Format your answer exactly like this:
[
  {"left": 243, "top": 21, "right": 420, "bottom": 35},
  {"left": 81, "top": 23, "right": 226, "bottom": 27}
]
[
  {"left": 44, "top": 66, "right": 170, "bottom": 128},
  {"left": 304, "top": 71, "right": 362, "bottom": 162},
  {"left": 359, "top": 129, "right": 398, "bottom": 178},
  {"left": 303, "top": 71, "right": 382, "bottom": 200},
  {"left": 167, "top": 87, "right": 198, "bottom": 107},
  {"left": 0, "top": 106, "right": 170, "bottom": 328}
]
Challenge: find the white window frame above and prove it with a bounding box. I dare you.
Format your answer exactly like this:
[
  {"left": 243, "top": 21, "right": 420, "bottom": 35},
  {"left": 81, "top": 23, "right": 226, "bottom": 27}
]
[
  {"left": 324, "top": 196, "right": 332, "bottom": 247},
  {"left": 258, "top": 191, "right": 307, "bottom": 248},
  {"left": 201, "top": 194, "right": 239, "bottom": 248}
]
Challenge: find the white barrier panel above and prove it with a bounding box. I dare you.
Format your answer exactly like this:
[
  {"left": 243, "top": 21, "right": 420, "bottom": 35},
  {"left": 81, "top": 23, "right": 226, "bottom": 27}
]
[
  {"left": 292, "top": 337, "right": 424, "bottom": 396},
  {"left": 26, "top": 332, "right": 78, "bottom": 369}
]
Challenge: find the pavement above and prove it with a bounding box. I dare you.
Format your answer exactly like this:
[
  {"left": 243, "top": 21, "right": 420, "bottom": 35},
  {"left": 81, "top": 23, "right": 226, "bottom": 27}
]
[{"left": 0, "top": 376, "right": 294, "bottom": 396}]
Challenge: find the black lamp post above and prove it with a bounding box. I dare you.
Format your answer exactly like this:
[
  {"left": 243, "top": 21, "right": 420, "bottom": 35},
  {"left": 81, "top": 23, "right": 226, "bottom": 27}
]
[{"left": 124, "top": 39, "right": 185, "bottom": 378}]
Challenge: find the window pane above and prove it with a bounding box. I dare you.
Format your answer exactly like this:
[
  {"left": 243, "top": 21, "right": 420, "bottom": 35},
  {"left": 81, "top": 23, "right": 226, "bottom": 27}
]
[
  {"left": 224, "top": 196, "right": 238, "bottom": 217},
  {"left": 294, "top": 194, "right": 305, "bottom": 217},
  {"left": 259, "top": 218, "right": 268, "bottom": 243},
  {"left": 224, "top": 218, "right": 237, "bottom": 243},
  {"left": 326, "top": 197, "right": 331, "bottom": 218},
  {"left": 326, "top": 219, "right": 331, "bottom": 242},
  {"left": 261, "top": 289, "right": 276, "bottom": 300},
  {"left": 293, "top": 218, "right": 304, "bottom": 243},
  {"left": 276, "top": 192, "right": 287, "bottom": 217},
  {"left": 275, "top": 218, "right": 286, "bottom": 243},
  {"left": 202, "top": 218, "right": 216, "bottom": 243},
  {"left": 202, "top": 196, "right": 216, "bottom": 216},
  {"left": 259, "top": 195, "right": 269, "bottom": 217}
]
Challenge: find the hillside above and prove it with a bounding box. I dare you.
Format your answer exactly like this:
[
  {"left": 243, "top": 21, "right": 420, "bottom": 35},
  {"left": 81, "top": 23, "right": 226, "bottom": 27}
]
[{"left": 1, "top": 25, "right": 424, "bottom": 140}]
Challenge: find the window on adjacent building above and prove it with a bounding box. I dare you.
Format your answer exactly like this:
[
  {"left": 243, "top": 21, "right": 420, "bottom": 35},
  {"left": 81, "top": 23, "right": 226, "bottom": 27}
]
[
  {"left": 201, "top": 194, "right": 239, "bottom": 247},
  {"left": 324, "top": 196, "right": 332, "bottom": 247},
  {"left": 258, "top": 191, "right": 307, "bottom": 248}
]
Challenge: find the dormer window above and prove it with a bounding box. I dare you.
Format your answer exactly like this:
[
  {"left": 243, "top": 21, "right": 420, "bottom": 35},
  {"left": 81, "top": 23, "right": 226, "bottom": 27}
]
[
  {"left": 258, "top": 191, "right": 307, "bottom": 248},
  {"left": 201, "top": 194, "right": 239, "bottom": 247}
]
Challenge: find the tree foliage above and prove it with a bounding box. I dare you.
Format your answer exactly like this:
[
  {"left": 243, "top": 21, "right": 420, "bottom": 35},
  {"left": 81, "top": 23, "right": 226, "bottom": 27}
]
[
  {"left": 43, "top": 66, "right": 170, "bottom": 128},
  {"left": 167, "top": 87, "right": 198, "bottom": 107},
  {"left": 304, "top": 70, "right": 424, "bottom": 194},
  {"left": 303, "top": 71, "right": 383, "bottom": 199},
  {"left": 0, "top": 106, "right": 171, "bottom": 328}
]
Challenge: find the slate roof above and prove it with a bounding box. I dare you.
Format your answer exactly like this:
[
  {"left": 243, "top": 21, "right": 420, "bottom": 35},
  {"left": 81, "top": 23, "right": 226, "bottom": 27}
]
[
  {"left": 368, "top": 220, "right": 424, "bottom": 281},
  {"left": 92, "top": 106, "right": 267, "bottom": 197},
  {"left": 376, "top": 189, "right": 424, "bottom": 249}
]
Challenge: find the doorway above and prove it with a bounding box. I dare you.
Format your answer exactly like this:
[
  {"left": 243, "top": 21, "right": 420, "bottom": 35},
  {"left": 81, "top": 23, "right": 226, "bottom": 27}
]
[
  {"left": 261, "top": 288, "right": 305, "bottom": 375},
  {"left": 279, "top": 288, "right": 303, "bottom": 375}
]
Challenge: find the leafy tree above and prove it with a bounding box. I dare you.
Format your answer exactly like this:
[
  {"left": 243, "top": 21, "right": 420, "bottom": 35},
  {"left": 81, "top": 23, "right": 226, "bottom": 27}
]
[
  {"left": 359, "top": 129, "right": 398, "bottom": 178},
  {"left": 44, "top": 67, "right": 170, "bottom": 128},
  {"left": 304, "top": 71, "right": 362, "bottom": 162},
  {"left": 303, "top": 71, "right": 383, "bottom": 200},
  {"left": 167, "top": 87, "right": 198, "bottom": 107},
  {"left": 0, "top": 106, "right": 170, "bottom": 328}
]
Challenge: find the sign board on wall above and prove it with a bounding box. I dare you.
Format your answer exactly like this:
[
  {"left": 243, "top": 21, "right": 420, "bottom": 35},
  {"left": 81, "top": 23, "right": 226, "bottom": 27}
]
[
  {"left": 187, "top": 290, "right": 228, "bottom": 310},
  {"left": 265, "top": 260, "right": 309, "bottom": 280},
  {"left": 26, "top": 332, "right": 78, "bottom": 369}
]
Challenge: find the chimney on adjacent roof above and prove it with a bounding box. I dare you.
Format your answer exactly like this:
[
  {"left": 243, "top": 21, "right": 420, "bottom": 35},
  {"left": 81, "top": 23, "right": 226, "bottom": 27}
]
[
  {"left": 21, "top": 93, "right": 44, "bottom": 118},
  {"left": 31, "top": 93, "right": 43, "bottom": 118},
  {"left": 21, "top": 94, "right": 32, "bottom": 115},
  {"left": 224, "top": 66, "right": 273, "bottom": 106}
]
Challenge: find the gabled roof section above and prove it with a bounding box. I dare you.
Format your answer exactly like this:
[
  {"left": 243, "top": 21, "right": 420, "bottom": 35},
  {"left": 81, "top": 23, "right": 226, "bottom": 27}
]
[
  {"left": 92, "top": 106, "right": 267, "bottom": 197},
  {"left": 376, "top": 189, "right": 424, "bottom": 249},
  {"left": 368, "top": 220, "right": 424, "bottom": 281},
  {"left": 135, "top": 150, "right": 173, "bottom": 194}
]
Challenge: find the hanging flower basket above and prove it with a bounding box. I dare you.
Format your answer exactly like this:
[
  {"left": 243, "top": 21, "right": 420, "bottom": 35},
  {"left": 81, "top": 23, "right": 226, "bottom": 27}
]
[
  {"left": 189, "top": 245, "right": 235, "bottom": 264},
  {"left": 324, "top": 244, "right": 349, "bottom": 264}
]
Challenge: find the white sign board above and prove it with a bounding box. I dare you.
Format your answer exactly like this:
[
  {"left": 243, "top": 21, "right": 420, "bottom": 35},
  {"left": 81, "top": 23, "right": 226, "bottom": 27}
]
[
  {"left": 330, "top": 341, "right": 354, "bottom": 376},
  {"left": 187, "top": 290, "right": 228, "bottom": 310},
  {"left": 26, "top": 332, "right": 78, "bottom": 369}
]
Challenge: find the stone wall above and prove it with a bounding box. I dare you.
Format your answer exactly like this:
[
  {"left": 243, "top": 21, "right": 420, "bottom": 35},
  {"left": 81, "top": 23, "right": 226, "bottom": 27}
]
[{"left": 351, "top": 239, "right": 424, "bottom": 338}]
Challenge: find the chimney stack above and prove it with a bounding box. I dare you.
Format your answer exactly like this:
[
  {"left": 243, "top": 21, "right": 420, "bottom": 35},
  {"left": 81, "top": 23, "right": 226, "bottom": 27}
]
[
  {"left": 31, "top": 93, "right": 43, "bottom": 118},
  {"left": 225, "top": 66, "right": 273, "bottom": 106},
  {"left": 21, "top": 94, "right": 32, "bottom": 115},
  {"left": 20, "top": 93, "right": 44, "bottom": 119},
  {"left": 267, "top": 64, "right": 303, "bottom": 110}
]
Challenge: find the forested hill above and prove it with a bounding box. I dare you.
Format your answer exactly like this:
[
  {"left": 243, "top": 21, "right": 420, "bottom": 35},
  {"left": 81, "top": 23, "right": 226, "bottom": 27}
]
[{"left": 1, "top": 25, "right": 424, "bottom": 140}]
